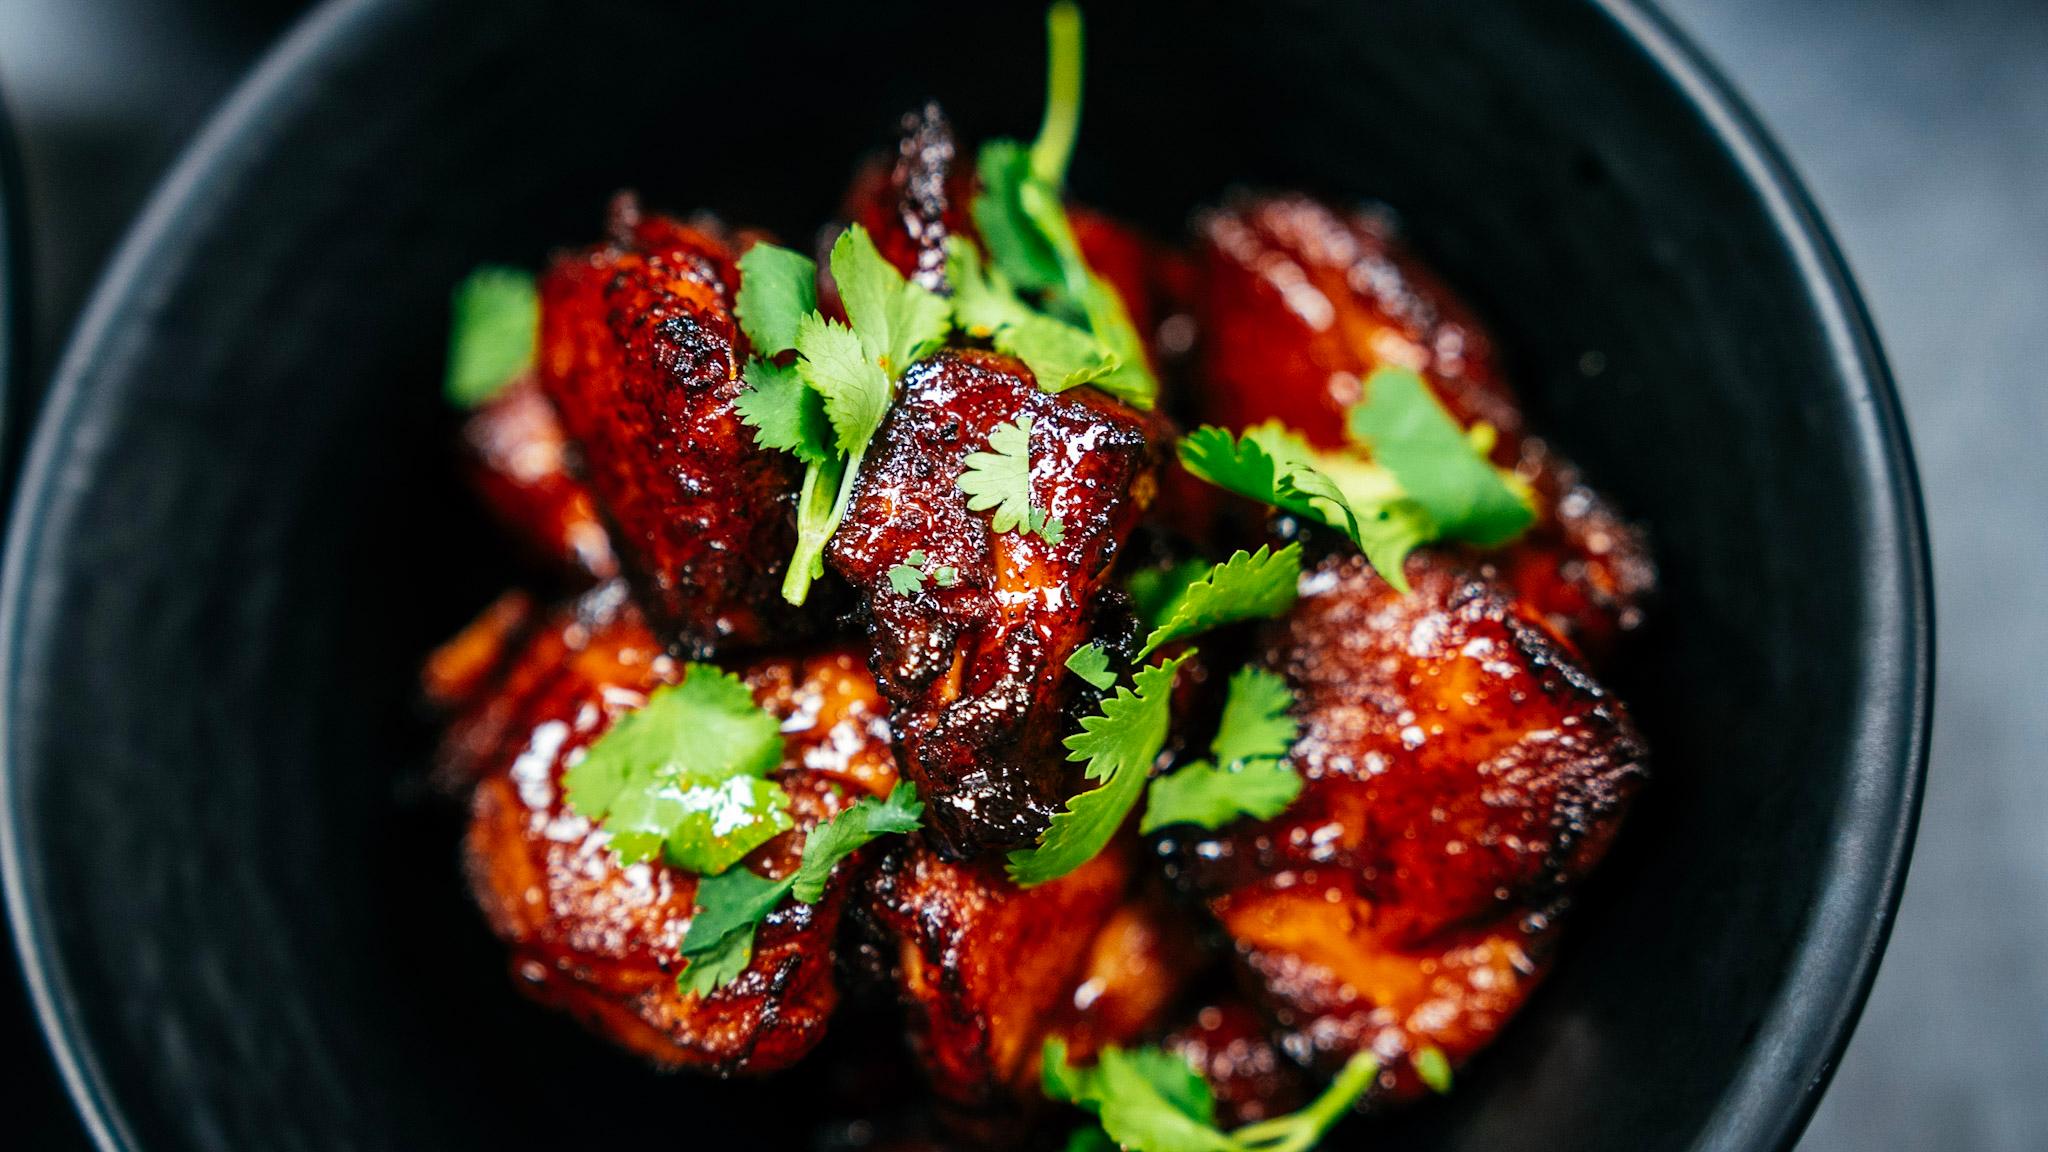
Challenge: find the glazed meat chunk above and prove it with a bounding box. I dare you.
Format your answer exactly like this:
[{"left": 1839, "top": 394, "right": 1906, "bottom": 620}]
[
  {"left": 1192, "top": 192, "right": 1654, "bottom": 663},
  {"left": 829, "top": 350, "right": 1159, "bottom": 856},
  {"left": 855, "top": 836, "right": 1199, "bottom": 1120},
  {"left": 538, "top": 204, "right": 803, "bottom": 654},
  {"left": 448, "top": 585, "right": 896, "bottom": 1074},
  {"left": 1172, "top": 551, "right": 1646, "bottom": 1097}
]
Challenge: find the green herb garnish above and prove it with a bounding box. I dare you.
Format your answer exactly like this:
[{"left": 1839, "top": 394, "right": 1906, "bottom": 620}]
[
  {"left": 1043, "top": 1038, "right": 1379, "bottom": 1152},
  {"left": 1142, "top": 667, "right": 1302, "bottom": 834},
  {"left": 1347, "top": 366, "right": 1533, "bottom": 546},
  {"left": 1065, "top": 642, "right": 1118, "bottom": 690},
  {"left": 1413, "top": 1045, "right": 1454, "bottom": 1095},
  {"left": 445, "top": 266, "right": 537, "bottom": 408},
  {"left": 1137, "top": 544, "right": 1301, "bottom": 659},
  {"left": 959, "top": 416, "right": 1066, "bottom": 543},
  {"left": 1007, "top": 650, "right": 1194, "bottom": 887},
  {"left": 677, "top": 781, "right": 923, "bottom": 997},
  {"left": 561, "top": 665, "right": 793, "bottom": 875}
]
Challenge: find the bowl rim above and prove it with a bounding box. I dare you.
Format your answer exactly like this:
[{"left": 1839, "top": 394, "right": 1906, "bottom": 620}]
[{"left": 0, "top": 2, "right": 1933, "bottom": 1150}]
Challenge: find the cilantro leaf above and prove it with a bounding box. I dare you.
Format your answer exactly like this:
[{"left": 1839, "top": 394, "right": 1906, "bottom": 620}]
[
  {"left": 736, "top": 357, "right": 834, "bottom": 464},
  {"left": 887, "top": 564, "right": 925, "bottom": 595},
  {"left": 1141, "top": 668, "right": 1301, "bottom": 834},
  {"left": 974, "top": 142, "right": 1066, "bottom": 295},
  {"left": 676, "top": 782, "right": 922, "bottom": 997},
  {"left": 1138, "top": 545, "right": 1301, "bottom": 659},
  {"left": 1179, "top": 425, "right": 1432, "bottom": 593},
  {"left": 1046, "top": 1038, "right": 1380, "bottom": 1152},
  {"left": 676, "top": 865, "right": 789, "bottom": 997},
  {"left": 951, "top": 238, "right": 1119, "bottom": 393},
  {"left": 1127, "top": 559, "right": 1212, "bottom": 628},
  {"left": 959, "top": 416, "right": 1064, "bottom": 542},
  {"left": 1066, "top": 642, "right": 1118, "bottom": 690},
  {"left": 1413, "top": 1045, "right": 1453, "bottom": 1095},
  {"left": 832, "top": 224, "right": 950, "bottom": 378},
  {"left": 1348, "top": 366, "right": 1533, "bottom": 546},
  {"left": 795, "top": 312, "right": 892, "bottom": 454},
  {"left": 562, "top": 666, "right": 792, "bottom": 874},
  {"left": 1210, "top": 666, "right": 1298, "bottom": 767},
  {"left": 1141, "top": 759, "right": 1302, "bottom": 834},
  {"left": 445, "top": 265, "right": 536, "bottom": 408},
  {"left": 790, "top": 780, "right": 924, "bottom": 903},
  {"left": 933, "top": 565, "right": 960, "bottom": 587},
  {"left": 733, "top": 243, "right": 818, "bottom": 356},
  {"left": 1008, "top": 651, "right": 1193, "bottom": 887},
  {"left": 1028, "top": 1, "right": 1086, "bottom": 188}
]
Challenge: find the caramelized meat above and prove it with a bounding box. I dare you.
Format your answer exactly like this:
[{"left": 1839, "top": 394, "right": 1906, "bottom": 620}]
[
  {"left": 829, "top": 350, "right": 1158, "bottom": 856},
  {"left": 1163, "top": 1000, "right": 1310, "bottom": 1128},
  {"left": 459, "top": 375, "right": 617, "bottom": 582},
  {"left": 1192, "top": 191, "right": 1653, "bottom": 661},
  {"left": 455, "top": 586, "right": 896, "bottom": 1074},
  {"left": 845, "top": 102, "right": 964, "bottom": 293},
  {"left": 856, "top": 835, "right": 1194, "bottom": 1117},
  {"left": 1173, "top": 551, "right": 1645, "bottom": 1096},
  {"left": 538, "top": 206, "right": 802, "bottom": 654}
]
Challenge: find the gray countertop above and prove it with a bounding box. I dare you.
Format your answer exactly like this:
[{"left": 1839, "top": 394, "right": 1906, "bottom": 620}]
[{"left": 2, "top": 1, "right": 2041, "bottom": 1148}]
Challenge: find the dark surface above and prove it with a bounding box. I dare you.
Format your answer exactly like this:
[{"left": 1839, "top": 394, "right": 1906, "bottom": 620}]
[
  {"left": 9, "top": 0, "right": 2030, "bottom": 1149},
  {"left": 0, "top": 2, "right": 1927, "bottom": 1151}
]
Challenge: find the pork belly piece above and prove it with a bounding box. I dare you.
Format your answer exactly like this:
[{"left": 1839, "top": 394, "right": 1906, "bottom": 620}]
[
  {"left": 458, "top": 374, "right": 618, "bottom": 583},
  {"left": 1170, "top": 551, "right": 1645, "bottom": 1099},
  {"left": 854, "top": 836, "right": 1201, "bottom": 1119},
  {"left": 537, "top": 204, "right": 803, "bottom": 654},
  {"left": 450, "top": 584, "right": 895, "bottom": 1074},
  {"left": 1192, "top": 192, "right": 1654, "bottom": 662},
  {"left": 828, "top": 349, "right": 1159, "bottom": 856}
]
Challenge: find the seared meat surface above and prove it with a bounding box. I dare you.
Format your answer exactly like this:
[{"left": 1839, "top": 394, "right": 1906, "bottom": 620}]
[
  {"left": 1192, "top": 192, "right": 1654, "bottom": 663},
  {"left": 538, "top": 205, "right": 803, "bottom": 655},
  {"left": 459, "top": 375, "right": 617, "bottom": 583},
  {"left": 1170, "top": 551, "right": 1645, "bottom": 1096},
  {"left": 856, "top": 834, "right": 1199, "bottom": 1119},
  {"left": 449, "top": 585, "right": 896, "bottom": 1074},
  {"left": 1163, "top": 999, "right": 1311, "bottom": 1128},
  {"left": 829, "top": 350, "right": 1159, "bottom": 856}
]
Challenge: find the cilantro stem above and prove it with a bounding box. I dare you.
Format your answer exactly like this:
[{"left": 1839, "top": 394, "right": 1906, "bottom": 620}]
[
  {"left": 782, "top": 454, "right": 847, "bottom": 604},
  {"left": 1029, "top": 1, "right": 1085, "bottom": 189}
]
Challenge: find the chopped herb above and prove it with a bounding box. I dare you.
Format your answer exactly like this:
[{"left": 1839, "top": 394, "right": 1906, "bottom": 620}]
[
  {"left": 445, "top": 266, "right": 537, "bottom": 408},
  {"left": 1127, "top": 559, "right": 1212, "bottom": 628},
  {"left": 887, "top": 564, "right": 926, "bottom": 595},
  {"left": 767, "top": 224, "right": 953, "bottom": 604},
  {"left": 1413, "top": 1045, "right": 1453, "bottom": 1095},
  {"left": 1043, "top": 1037, "right": 1379, "bottom": 1152},
  {"left": 735, "top": 357, "right": 834, "bottom": 464},
  {"left": 1347, "top": 366, "right": 1533, "bottom": 546},
  {"left": 677, "top": 781, "right": 922, "bottom": 997},
  {"left": 1137, "top": 544, "right": 1302, "bottom": 659},
  {"left": 960, "top": 416, "right": 1065, "bottom": 542},
  {"left": 1007, "top": 651, "right": 1193, "bottom": 887},
  {"left": 1065, "top": 642, "right": 1118, "bottom": 690},
  {"left": 950, "top": 238, "right": 1120, "bottom": 391},
  {"left": 933, "top": 565, "right": 961, "bottom": 587},
  {"left": 733, "top": 243, "right": 819, "bottom": 355},
  {"left": 906, "top": 550, "right": 929, "bottom": 565},
  {"left": 1141, "top": 668, "right": 1301, "bottom": 834},
  {"left": 562, "top": 665, "right": 792, "bottom": 875}
]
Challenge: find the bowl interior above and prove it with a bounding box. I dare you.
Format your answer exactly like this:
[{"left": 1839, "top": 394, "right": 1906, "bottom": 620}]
[{"left": 4, "top": 1, "right": 1926, "bottom": 1150}]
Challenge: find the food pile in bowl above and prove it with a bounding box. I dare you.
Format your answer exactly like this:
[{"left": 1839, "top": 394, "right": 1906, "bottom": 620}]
[{"left": 423, "top": 6, "right": 1654, "bottom": 1148}]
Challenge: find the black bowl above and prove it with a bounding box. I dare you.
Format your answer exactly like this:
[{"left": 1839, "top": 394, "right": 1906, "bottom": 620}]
[{"left": 1, "top": 1, "right": 1930, "bottom": 1150}]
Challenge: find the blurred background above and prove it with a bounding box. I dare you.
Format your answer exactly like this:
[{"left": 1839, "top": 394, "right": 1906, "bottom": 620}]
[{"left": 1, "top": 1, "right": 2041, "bottom": 1148}]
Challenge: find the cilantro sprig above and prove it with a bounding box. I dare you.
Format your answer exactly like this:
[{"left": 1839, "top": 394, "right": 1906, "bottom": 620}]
[
  {"left": 1008, "top": 650, "right": 1194, "bottom": 887},
  {"left": 1142, "top": 667, "right": 1302, "bottom": 834},
  {"left": 1044, "top": 1038, "right": 1379, "bottom": 1152},
  {"left": 562, "top": 665, "right": 794, "bottom": 875},
  {"left": 1178, "top": 366, "right": 1532, "bottom": 592},
  {"left": 965, "top": 1, "right": 1157, "bottom": 410},
  {"left": 445, "top": 265, "right": 537, "bottom": 408},
  {"left": 960, "top": 416, "right": 1067, "bottom": 543},
  {"left": 1136, "top": 544, "right": 1301, "bottom": 659},
  {"left": 733, "top": 226, "right": 951, "bottom": 604},
  {"left": 677, "top": 781, "right": 923, "bottom": 997}
]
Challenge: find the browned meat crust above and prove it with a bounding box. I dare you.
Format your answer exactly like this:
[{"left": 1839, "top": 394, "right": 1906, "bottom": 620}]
[
  {"left": 1171, "top": 551, "right": 1646, "bottom": 1097},
  {"left": 537, "top": 207, "right": 803, "bottom": 655},
  {"left": 452, "top": 585, "right": 896, "bottom": 1074},
  {"left": 458, "top": 374, "right": 618, "bottom": 582},
  {"left": 829, "top": 349, "right": 1159, "bottom": 856}
]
